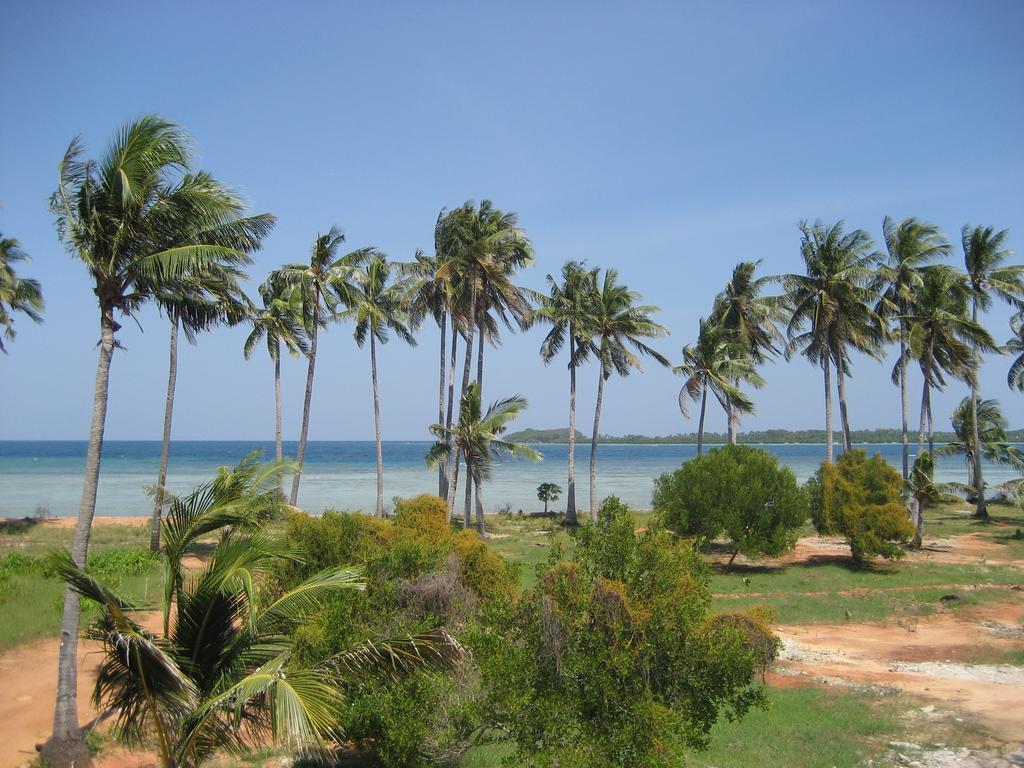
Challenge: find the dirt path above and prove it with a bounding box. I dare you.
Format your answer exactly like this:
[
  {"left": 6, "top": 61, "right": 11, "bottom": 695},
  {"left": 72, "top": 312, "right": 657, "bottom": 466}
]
[{"left": 776, "top": 600, "right": 1024, "bottom": 744}]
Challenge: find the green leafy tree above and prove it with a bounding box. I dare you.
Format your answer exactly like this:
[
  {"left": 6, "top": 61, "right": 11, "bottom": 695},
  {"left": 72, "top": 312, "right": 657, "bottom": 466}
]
[
  {"left": 335, "top": 249, "right": 416, "bottom": 517},
  {"left": 874, "top": 216, "right": 950, "bottom": 478},
  {"left": 709, "top": 261, "right": 784, "bottom": 443},
  {"left": 536, "top": 482, "right": 562, "bottom": 514},
  {"left": 783, "top": 220, "right": 879, "bottom": 462},
  {"left": 244, "top": 275, "right": 309, "bottom": 462},
  {"left": 653, "top": 445, "right": 808, "bottom": 565},
  {"left": 585, "top": 268, "right": 668, "bottom": 518},
  {"left": 675, "top": 318, "right": 761, "bottom": 455},
  {"left": 55, "top": 457, "right": 463, "bottom": 768},
  {"left": 0, "top": 233, "right": 44, "bottom": 352},
  {"left": 46, "top": 116, "right": 268, "bottom": 768},
  {"left": 272, "top": 227, "right": 350, "bottom": 506},
  {"left": 962, "top": 224, "right": 1023, "bottom": 518},
  {"left": 806, "top": 450, "right": 914, "bottom": 564},
  {"left": 467, "top": 497, "right": 768, "bottom": 767},
  {"left": 904, "top": 266, "right": 996, "bottom": 457},
  {"left": 530, "top": 261, "right": 599, "bottom": 525},
  {"left": 426, "top": 382, "right": 541, "bottom": 533}
]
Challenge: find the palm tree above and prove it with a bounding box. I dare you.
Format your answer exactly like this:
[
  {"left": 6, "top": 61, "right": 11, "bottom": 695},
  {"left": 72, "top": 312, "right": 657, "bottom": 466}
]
[
  {"left": 675, "top": 319, "right": 761, "bottom": 455},
  {"left": 874, "top": 217, "right": 950, "bottom": 478},
  {"left": 244, "top": 275, "right": 309, "bottom": 462},
  {"left": 783, "top": 220, "right": 878, "bottom": 463},
  {"left": 0, "top": 233, "right": 44, "bottom": 351},
  {"left": 150, "top": 264, "right": 254, "bottom": 552},
  {"left": 937, "top": 397, "right": 1024, "bottom": 497},
  {"left": 708, "top": 261, "right": 783, "bottom": 443},
  {"left": 904, "top": 266, "right": 996, "bottom": 457},
  {"left": 907, "top": 451, "right": 940, "bottom": 548},
  {"left": 1007, "top": 312, "right": 1024, "bottom": 392},
  {"left": 962, "top": 224, "right": 1023, "bottom": 518},
  {"left": 586, "top": 269, "right": 669, "bottom": 517},
  {"left": 426, "top": 382, "right": 541, "bottom": 532},
  {"left": 45, "top": 115, "right": 271, "bottom": 768},
  {"left": 272, "top": 228, "right": 349, "bottom": 507},
  {"left": 58, "top": 457, "right": 463, "bottom": 768},
  {"left": 335, "top": 249, "right": 416, "bottom": 517},
  {"left": 530, "top": 261, "right": 598, "bottom": 525}
]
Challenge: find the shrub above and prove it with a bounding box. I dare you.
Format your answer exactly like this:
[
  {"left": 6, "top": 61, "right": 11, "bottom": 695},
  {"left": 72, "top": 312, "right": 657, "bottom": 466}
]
[
  {"left": 86, "top": 546, "right": 159, "bottom": 578},
  {"left": 806, "top": 450, "right": 914, "bottom": 563},
  {"left": 654, "top": 445, "right": 808, "bottom": 562},
  {"left": 452, "top": 529, "right": 517, "bottom": 601},
  {"left": 467, "top": 496, "right": 768, "bottom": 767},
  {"left": 395, "top": 494, "right": 451, "bottom": 543}
]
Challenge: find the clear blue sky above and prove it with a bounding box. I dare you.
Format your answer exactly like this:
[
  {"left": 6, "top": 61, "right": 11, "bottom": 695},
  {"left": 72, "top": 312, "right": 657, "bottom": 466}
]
[{"left": 2, "top": 1, "right": 1022, "bottom": 440}]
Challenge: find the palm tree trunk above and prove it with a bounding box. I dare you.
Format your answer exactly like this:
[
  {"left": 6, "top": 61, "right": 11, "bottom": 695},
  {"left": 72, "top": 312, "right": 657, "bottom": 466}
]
[
  {"left": 911, "top": 497, "right": 923, "bottom": 548},
  {"left": 566, "top": 332, "right": 578, "bottom": 525},
  {"left": 461, "top": 284, "right": 477, "bottom": 518},
  {"left": 477, "top": 324, "right": 484, "bottom": 389},
  {"left": 589, "top": 362, "right": 606, "bottom": 521},
  {"left": 290, "top": 294, "right": 318, "bottom": 507},
  {"left": 370, "top": 333, "right": 384, "bottom": 518},
  {"left": 438, "top": 314, "right": 448, "bottom": 499},
  {"left": 727, "top": 389, "right": 738, "bottom": 445},
  {"left": 444, "top": 315, "right": 458, "bottom": 492},
  {"left": 835, "top": 362, "right": 852, "bottom": 453},
  {"left": 150, "top": 316, "right": 178, "bottom": 552},
  {"left": 463, "top": 454, "right": 472, "bottom": 528},
  {"left": 899, "top": 320, "right": 910, "bottom": 480},
  {"left": 918, "top": 360, "right": 930, "bottom": 458},
  {"left": 823, "top": 358, "right": 834, "bottom": 463},
  {"left": 446, "top": 448, "right": 460, "bottom": 521},
  {"left": 927, "top": 398, "right": 934, "bottom": 458},
  {"left": 697, "top": 381, "right": 707, "bottom": 457},
  {"left": 46, "top": 310, "right": 117, "bottom": 768},
  {"left": 274, "top": 350, "right": 283, "bottom": 462},
  {"left": 970, "top": 301, "right": 987, "bottom": 519},
  {"left": 474, "top": 468, "right": 485, "bottom": 536}
]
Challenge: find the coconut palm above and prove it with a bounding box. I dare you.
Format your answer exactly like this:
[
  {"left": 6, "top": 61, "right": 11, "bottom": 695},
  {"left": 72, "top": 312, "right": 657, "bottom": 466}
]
[
  {"left": 529, "top": 261, "right": 598, "bottom": 525},
  {"left": 782, "top": 220, "right": 878, "bottom": 463},
  {"left": 904, "top": 266, "right": 996, "bottom": 457},
  {"left": 873, "top": 217, "right": 951, "bottom": 478},
  {"left": 272, "top": 228, "right": 349, "bottom": 507},
  {"left": 937, "top": 397, "right": 1024, "bottom": 498},
  {"left": 45, "top": 116, "right": 273, "bottom": 767},
  {"left": 57, "top": 456, "right": 463, "bottom": 768},
  {"left": 1007, "top": 312, "right": 1024, "bottom": 392},
  {"left": 150, "top": 264, "right": 254, "bottom": 552},
  {"left": 335, "top": 249, "right": 416, "bottom": 517},
  {"left": 675, "top": 319, "right": 761, "bottom": 456},
  {"left": 426, "top": 382, "right": 541, "bottom": 532},
  {"left": 962, "top": 224, "right": 1023, "bottom": 518},
  {"left": 708, "top": 261, "right": 783, "bottom": 443},
  {"left": 585, "top": 269, "right": 669, "bottom": 517},
  {"left": 0, "top": 233, "right": 44, "bottom": 351},
  {"left": 243, "top": 275, "right": 309, "bottom": 462},
  {"left": 907, "top": 451, "right": 940, "bottom": 548}
]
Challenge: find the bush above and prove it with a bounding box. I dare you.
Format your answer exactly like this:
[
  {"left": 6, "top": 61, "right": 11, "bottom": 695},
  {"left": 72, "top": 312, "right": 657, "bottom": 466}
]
[
  {"left": 395, "top": 494, "right": 451, "bottom": 543},
  {"left": 467, "top": 496, "right": 768, "bottom": 767},
  {"left": 653, "top": 445, "right": 808, "bottom": 562},
  {"left": 806, "top": 450, "right": 914, "bottom": 563}
]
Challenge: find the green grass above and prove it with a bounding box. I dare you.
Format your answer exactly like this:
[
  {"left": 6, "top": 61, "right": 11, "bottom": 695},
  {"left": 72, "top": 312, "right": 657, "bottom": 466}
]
[{"left": 0, "top": 519, "right": 150, "bottom": 556}]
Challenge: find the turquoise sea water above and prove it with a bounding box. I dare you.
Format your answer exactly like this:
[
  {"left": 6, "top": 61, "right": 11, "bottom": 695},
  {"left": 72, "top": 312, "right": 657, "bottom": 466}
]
[{"left": 0, "top": 440, "right": 1020, "bottom": 518}]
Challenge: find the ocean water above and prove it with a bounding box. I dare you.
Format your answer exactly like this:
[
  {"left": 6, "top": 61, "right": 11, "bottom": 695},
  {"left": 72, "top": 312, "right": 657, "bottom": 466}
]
[{"left": 0, "top": 440, "right": 1019, "bottom": 518}]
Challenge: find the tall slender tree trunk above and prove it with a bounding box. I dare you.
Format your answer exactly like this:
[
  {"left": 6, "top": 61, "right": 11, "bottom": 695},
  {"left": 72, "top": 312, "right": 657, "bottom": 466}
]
[
  {"left": 274, "top": 350, "right": 283, "bottom": 462},
  {"left": 290, "top": 294, "right": 318, "bottom": 507},
  {"left": 444, "top": 315, "right": 458, "bottom": 491},
  {"left": 370, "top": 334, "right": 384, "bottom": 518},
  {"left": 461, "top": 284, "right": 477, "bottom": 520},
  {"left": 589, "top": 362, "right": 606, "bottom": 520},
  {"left": 463, "top": 454, "right": 473, "bottom": 528},
  {"left": 911, "top": 498, "right": 924, "bottom": 548},
  {"left": 477, "top": 324, "right": 484, "bottom": 389},
  {"left": 474, "top": 468, "right": 485, "bottom": 536},
  {"left": 445, "top": 449, "right": 460, "bottom": 521},
  {"left": 835, "top": 361, "right": 852, "bottom": 453},
  {"left": 150, "top": 316, "right": 178, "bottom": 552},
  {"left": 927, "top": 398, "right": 935, "bottom": 458},
  {"left": 45, "top": 311, "right": 117, "bottom": 768},
  {"left": 566, "top": 332, "right": 578, "bottom": 525},
  {"left": 899, "top": 319, "right": 910, "bottom": 480},
  {"left": 918, "top": 359, "right": 931, "bottom": 458},
  {"left": 970, "top": 301, "right": 988, "bottom": 518},
  {"left": 697, "top": 382, "right": 707, "bottom": 456},
  {"left": 823, "top": 358, "right": 834, "bottom": 463},
  {"left": 727, "top": 390, "right": 738, "bottom": 445},
  {"left": 438, "top": 314, "right": 448, "bottom": 499}
]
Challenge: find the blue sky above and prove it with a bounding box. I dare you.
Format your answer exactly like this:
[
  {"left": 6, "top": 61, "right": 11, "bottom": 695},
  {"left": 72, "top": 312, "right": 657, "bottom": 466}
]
[{"left": 2, "top": 1, "right": 1023, "bottom": 440}]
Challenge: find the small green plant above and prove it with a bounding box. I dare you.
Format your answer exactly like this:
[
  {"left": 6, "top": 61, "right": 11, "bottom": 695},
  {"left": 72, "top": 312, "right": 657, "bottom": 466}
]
[
  {"left": 536, "top": 482, "right": 562, "bottom": 515},
  {"left": 807, "top": 450, "right": 914, "bottom": 564},
  {"left": 654, "top": 445, "right": 808, "bottom": 564}
]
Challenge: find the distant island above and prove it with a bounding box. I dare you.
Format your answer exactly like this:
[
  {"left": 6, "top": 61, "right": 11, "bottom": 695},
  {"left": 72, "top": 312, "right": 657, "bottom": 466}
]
[{"left": 507, "top": 427, "right": 1024, "bottom": 445}]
